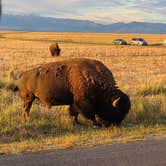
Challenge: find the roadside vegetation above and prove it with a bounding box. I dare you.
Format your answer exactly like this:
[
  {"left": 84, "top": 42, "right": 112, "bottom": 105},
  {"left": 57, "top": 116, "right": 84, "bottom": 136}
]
[{"left": 0, "top": 31, "right": 166, "bottom": 154}]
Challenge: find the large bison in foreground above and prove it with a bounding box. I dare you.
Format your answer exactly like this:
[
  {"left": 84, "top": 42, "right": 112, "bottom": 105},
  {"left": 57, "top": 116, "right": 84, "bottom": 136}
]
[{"left": 15, "top": 58, "right": 130, "bottom": 128}]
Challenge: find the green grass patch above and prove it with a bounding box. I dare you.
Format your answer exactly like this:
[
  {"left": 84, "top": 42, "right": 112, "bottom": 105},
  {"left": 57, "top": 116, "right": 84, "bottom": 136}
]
[
  {"left": 128, "top": 95, "right": 166, "bottom": 123},
  {"left": 136, "top": 80, "right": 166, "bottom": 96},
  {"left": 0, "top": 80, "right": 5, "bottom": 89}
]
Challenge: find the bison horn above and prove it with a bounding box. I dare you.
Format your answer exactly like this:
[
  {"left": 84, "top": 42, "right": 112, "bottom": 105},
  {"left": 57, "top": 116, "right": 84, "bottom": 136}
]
[{"left": 112, "top": 97, "right": 120, "bottom": 107}]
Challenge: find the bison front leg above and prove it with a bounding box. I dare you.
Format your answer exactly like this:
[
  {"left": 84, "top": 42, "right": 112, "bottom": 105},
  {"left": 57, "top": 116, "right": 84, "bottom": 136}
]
[
  {"left": 87, "top": 114, "right": 101, "bottom": 128},
  {"left": 69, "top": 104, "right": 81, "bottom": 125},
  {"left": 78, "top": 102, "right": 101, "bottom": 128}
]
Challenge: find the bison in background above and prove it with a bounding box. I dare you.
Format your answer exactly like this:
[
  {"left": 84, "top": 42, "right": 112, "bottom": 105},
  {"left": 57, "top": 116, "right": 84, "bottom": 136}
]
[
  {"left": 49, "top": 42, "right": 61, "bottom": 56},
  {"left": 15, "top": 58, "right": 130, "bottom": 128}
]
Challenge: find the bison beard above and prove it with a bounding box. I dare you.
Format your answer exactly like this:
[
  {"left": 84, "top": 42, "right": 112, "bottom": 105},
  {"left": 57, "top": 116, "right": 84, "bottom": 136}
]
[{"left": 16, "top": 58, "right": 130, "bottom": 128}]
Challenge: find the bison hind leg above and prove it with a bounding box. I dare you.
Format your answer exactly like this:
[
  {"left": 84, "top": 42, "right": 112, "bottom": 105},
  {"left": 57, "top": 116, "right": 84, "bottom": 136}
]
[{"left": 21, "top": 94, "right": 35, "bottom": 121}]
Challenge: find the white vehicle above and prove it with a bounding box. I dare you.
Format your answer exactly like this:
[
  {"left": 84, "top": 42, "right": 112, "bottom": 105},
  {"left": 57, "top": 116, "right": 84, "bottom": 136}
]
[
  {"left": 163, "top": 40, "right": 166, "bottom": 46},
  {"left": 131, "top": 38, "right": 148, "bottom": 46}
]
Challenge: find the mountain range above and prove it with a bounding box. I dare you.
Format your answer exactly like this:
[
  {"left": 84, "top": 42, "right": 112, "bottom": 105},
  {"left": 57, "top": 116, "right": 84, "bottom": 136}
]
[{"left": 0, "top": 14, "right": 166, "bottom": 34}]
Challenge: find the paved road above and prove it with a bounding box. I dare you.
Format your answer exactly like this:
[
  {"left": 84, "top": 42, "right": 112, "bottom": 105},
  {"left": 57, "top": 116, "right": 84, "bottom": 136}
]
[{"left": 0, "top": 139, "right": 166, "bottom": 166}]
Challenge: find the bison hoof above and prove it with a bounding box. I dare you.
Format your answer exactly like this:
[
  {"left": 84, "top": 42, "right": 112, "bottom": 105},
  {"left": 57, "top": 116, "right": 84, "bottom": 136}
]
[
  {"left": 73, "top": 120, "right": 81, "bottom": 126},
  {"left": 93, "top": 125, "right": 101, "bottom": 129}
]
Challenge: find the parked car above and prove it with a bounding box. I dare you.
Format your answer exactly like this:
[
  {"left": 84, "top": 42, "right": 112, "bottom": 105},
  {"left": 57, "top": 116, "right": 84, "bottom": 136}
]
[
  {"left": 113, "top": 39, "right": 127, "bottom": 45},
  {"left": 131, "top": 38, "right": 148, "bottom": 46},
  {"left": 163, "top": 39, "right": 166, "bottom": 46}
]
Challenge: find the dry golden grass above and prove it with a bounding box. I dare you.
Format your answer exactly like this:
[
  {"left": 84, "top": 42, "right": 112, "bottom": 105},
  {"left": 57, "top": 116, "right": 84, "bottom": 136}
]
[
  {"left": 0, "top": 31, "right": 166, "bottom": 88},
  {"left": 0, "top": 31, "right": 166, "bottom": 154},
  {"left": 1, "top": 31, "right": 166, "bottom": 44}
]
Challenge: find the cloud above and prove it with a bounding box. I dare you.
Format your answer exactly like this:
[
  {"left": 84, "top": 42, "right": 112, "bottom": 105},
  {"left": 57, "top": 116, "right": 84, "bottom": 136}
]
[
  {"left": 72, "top": 9, "right": 146, "bottom": 24},
  {"left": 124, "top": 0, "right": 166, "bottom": 14},
  {"left": 3, "top": 0, "right": 166, "bottom": 23}
]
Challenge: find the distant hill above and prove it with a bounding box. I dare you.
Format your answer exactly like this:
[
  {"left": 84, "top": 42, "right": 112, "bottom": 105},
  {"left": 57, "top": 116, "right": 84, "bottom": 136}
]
[{"left": 0, "top": 14, "right": 166, "bottom": 34}]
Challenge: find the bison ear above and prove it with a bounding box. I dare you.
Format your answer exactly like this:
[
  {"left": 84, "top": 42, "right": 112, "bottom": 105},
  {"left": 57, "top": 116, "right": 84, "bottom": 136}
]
[{"left": 112, "top": 97, "right": 120, "bottom": 107}]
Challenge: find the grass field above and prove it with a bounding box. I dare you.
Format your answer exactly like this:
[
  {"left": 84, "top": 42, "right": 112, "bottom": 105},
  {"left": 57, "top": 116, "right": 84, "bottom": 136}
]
[{"left": 0, "top": 31, "right": 166, "bottom": 154}]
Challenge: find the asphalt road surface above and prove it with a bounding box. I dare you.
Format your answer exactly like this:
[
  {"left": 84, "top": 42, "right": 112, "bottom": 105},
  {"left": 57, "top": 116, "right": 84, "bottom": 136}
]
[{"left": 0, "top": 139, "right": 166, "bottom": 166}]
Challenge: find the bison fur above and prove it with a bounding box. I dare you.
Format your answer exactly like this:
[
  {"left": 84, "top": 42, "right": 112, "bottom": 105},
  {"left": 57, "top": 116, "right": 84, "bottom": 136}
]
[{"left": 15, "top": 58, "right": 130, "bottom": 128}]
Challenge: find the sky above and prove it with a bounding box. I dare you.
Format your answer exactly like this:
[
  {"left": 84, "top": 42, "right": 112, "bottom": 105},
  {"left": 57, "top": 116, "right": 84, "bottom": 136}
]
[{"left": 3, "top": 0, "right": 166, "bottom": 24}]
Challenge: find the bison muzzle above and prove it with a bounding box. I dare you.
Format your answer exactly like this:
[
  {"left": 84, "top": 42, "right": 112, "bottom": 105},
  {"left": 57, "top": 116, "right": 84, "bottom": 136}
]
[{"left": 15, "top": 58, "right": 130, "bottom": 128}]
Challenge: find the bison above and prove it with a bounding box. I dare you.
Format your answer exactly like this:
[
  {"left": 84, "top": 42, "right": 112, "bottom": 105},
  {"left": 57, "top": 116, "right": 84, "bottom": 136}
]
[
  {"left": 49, "top": 42, "right": 61, "bottom": 56},
  {"left": 15, "top": 58, "right": 130, "bottom": 128}
]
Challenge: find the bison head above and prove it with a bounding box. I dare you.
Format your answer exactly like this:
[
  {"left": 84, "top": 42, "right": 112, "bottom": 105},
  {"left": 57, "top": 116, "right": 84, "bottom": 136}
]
[{"left": 96, "top": 89, "right": 131, "bottom": 127}]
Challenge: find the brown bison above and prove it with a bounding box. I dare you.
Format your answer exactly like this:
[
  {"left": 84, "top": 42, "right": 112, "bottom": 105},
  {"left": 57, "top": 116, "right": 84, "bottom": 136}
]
[
  {"left": 49, "top": 42, "right": 61, "bottom": 56},
  {"left": 15, "top": 58, "right": 130, "bottom": 128}
]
